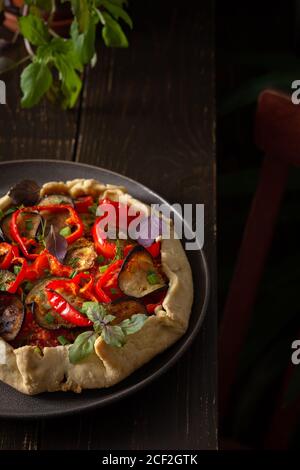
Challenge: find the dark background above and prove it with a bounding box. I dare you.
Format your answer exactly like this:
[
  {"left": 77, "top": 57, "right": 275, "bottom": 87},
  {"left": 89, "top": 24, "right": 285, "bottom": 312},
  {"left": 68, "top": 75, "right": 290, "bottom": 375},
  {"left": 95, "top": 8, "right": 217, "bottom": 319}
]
[
  {"left": 0, "top": 0, "right": 217, "bottom": 450},
  {"left": 218, "top": 0, "right": 300, "bottom": 447}
]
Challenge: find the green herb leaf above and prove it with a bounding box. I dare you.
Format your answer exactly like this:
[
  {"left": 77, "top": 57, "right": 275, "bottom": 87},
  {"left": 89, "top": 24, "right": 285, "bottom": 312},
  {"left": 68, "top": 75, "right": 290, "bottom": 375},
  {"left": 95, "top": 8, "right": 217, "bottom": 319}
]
[
  {"left": 70, "top": 270, "right": 78, "bottom": 279},
  {"left": 19, "top": 14, "right": 50, "bottom": 46},
  {"left": 103, "top": 314, "right": 116, "bottom": 324},
  {"left": 147, "top": 271, "right": 160, "bottom": 285},
  {"left": 101, "top": 12, "right": 129, "bottom": 47},
  {"left": 58, "top": 335, "right": 70, "bottom": 346},
  {"left": 81, "top": 301, "right": 107, "bottom": 323},
  {"left": 119, "top": 313, "right": 147, "bottom": 335},
  {"left": 45, "top": 312, "right": 55, "bottom": 324},
  {"left": 70, "top": 0, "right": 90, "bottom": 32},
  {"left": 21, "top": 62, "right": 53, "bottom": 108},
  {"left": 13, "top": 265, "right": 21, "bottom": 275},
  {"left": 101, "top": 324, "right": 125, "bottom": 347},
  {"left": 68, "top": 257, "right": 80, "bottom": 268},
  {"left": 4, "top": 207, "right": 17, "bottom": 216},
  {"left": 110, "top": 287, "right": 118, "bottom": 295},
  {"left": 59, "top": 226, "right": 72, "bottom": 237},
  {"left": 69, "top": 330, "right": 97, "bottom": 363},
  {"left": 71, "top": 17, "right": 96, "bottom": 65},
  {"left": 25, "top": 219, "right": 33, "bottom": 231},
  {"left": 99, "top": 264, "right": 109, "bottom": 273},
  {"left": 96, "top": 255, "right": 105, "bottom": 264},
  {"left": 23, "top": 281, "right": 34, "bottom": 293},
  {"left": 99, "top": 0, "right": 132, "bottom": 28},
  {"left": 88, "top": 203, "right": 97, "bottom": 215}
]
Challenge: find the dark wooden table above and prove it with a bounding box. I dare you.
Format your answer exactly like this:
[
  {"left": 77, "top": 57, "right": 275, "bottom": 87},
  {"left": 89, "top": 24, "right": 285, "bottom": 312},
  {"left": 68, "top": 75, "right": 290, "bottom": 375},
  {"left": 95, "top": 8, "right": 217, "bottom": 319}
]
[{"left": 0, "top": 0, "right": 216, "bottom": 450}]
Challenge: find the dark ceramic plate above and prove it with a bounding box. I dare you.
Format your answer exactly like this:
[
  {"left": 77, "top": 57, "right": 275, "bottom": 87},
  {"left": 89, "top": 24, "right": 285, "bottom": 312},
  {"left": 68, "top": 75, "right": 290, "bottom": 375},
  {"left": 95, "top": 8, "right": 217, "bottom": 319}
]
[{"left": 0, "top": 160, "right": 209, "bottom": 419}]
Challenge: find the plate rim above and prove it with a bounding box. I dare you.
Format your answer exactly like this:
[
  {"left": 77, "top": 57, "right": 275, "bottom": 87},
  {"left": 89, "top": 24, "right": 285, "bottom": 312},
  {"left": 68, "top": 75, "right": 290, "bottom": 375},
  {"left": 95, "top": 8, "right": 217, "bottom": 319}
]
[{"left": 0, "top": 159, "right": 210, "bottom": 419}]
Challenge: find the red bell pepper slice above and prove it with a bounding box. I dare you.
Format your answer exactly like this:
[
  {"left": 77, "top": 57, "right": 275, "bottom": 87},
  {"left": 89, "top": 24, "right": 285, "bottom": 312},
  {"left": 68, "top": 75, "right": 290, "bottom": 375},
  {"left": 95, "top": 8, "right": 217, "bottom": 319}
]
[
  {"left": 144, "top": 289, "right": 167, "bottom": 314},
  {"left": 45, "top": 279, "right": 92, "bottom": 327},
  {"left": 10, "top": 205, "right": 84, "bottom": 259},
  {"left": 0, "top": 243, "right": 19, "bottom": 270},
  {"left": 145, "top": 241, "right": 161, "bottom": 258},
  {"left": 74, "top": 196, "right": 94, "bottom": 213},
  {"left": 95, "top": 260, "right": 123, "bottom": 302},
  {"left": 46, "top": 291, "right": 92, "bottom": 327},
  {"left": 7, "top": 257, "right": 28, "bottom": 294}
]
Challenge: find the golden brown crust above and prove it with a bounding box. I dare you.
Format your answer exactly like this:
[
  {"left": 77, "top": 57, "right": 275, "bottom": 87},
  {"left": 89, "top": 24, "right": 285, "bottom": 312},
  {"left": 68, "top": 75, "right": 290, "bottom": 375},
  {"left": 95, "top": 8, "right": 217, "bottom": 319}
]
[{"left": 0, "top": 179, "right": 193, "bottom": 395}]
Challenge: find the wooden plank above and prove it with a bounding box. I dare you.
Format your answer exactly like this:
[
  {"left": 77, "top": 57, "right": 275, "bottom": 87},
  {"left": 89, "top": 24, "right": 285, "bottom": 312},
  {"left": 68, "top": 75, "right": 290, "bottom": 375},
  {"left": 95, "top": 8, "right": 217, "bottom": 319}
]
[
  {"left": 0, "top": 36, "right": 79, "bottom": 450},
  {"left": 0, "top": 39, "right": 78, "bottom": 161},
  {"left": 53, "top": 0, "right": 216, "bottom": 450},
  {"left": 0, "top": 0, "right": 216, "bottom": 450}
]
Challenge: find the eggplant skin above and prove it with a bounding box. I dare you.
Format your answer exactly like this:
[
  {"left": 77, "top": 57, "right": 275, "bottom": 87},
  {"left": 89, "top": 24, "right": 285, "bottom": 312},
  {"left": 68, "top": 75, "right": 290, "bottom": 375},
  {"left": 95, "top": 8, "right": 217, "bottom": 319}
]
[
  {"left": 26, "top": 278, "right": 76, "bottom": 330},
  {"left": 0, "top": 292, "right": 24, "bottom": 341},
  {"left": 65, "top": 238, "right": 97, "bottom": 272},
  {"left": 118, "top": 246, "right": 166, "bottom": 298},
  {"left": 107, "top": 298, "right": 147, "bottom": 324}
]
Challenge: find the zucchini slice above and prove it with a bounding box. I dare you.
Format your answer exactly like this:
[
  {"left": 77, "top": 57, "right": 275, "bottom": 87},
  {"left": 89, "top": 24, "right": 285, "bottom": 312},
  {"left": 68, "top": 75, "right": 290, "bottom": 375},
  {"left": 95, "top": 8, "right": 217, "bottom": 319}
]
[
  {"left": 118, "top": 246, "right": 166, "bottom": 298},
  {"left": 0, "top": 292, "right": 24, "bottom": 341}
]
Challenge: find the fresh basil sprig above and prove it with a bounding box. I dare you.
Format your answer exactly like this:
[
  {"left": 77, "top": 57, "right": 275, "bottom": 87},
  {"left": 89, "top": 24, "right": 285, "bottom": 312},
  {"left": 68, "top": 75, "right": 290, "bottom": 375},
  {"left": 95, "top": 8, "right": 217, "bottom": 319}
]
[
  {"left": 68, "top": 301, "right": 147, "bottom": 364},
  {"left": 15, "top": 0, "right": 132, "bottom": 109}
]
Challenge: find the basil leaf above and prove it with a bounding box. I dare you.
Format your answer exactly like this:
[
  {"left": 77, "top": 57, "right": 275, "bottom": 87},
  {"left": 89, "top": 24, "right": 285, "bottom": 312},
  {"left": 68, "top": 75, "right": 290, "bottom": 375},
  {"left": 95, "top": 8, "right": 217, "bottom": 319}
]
[
  {"left": 71, "top": 17, "right": 96, "bottom": 65},
  {"left": 21, "top": 62, "right": 52, "bottom": 108},
  {"left": 119, "top": 313, "right": 147, "bottom": 335},
  {"left": 69, "top": 331, "right": 97, "bottom": 364},
  {"left": 101, "top": 324, "right": 125, "bottom": 347},
  {"left": 45, "top": 225, "right": 68, "bottom": 263},
  {"left": 81, "top": 301, "right": 107, "bottom": 323},
  {"left": 101, "top": 12, "right": 128, "bottom": 47},
  {"left": 69, "top": 0, "right": 90, "bottom": 32},
  {"left": 103, "top": 314, "right": 116, "bottom": 324},
  {"left": 58, "top": 335, "right": 70, "bottom": 346},
  {"left": 25, "top": 0, "right": 52, "bottom": 12},
  {"left": 99, "top": 0, "right": 132, "bottom": 29},
  {"left": 19, "top": 14, "right": 50, "bottom": 46},
  {"left": 54, "top": 56, "right": 82, "bottom": 108}
]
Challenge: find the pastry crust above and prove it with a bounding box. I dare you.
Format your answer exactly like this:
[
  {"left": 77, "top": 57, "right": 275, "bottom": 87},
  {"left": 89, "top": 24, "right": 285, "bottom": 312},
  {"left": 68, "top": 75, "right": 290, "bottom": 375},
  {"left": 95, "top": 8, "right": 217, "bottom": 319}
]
[{"left": 0, "top": 179, "right": 193, "bottom": 394}]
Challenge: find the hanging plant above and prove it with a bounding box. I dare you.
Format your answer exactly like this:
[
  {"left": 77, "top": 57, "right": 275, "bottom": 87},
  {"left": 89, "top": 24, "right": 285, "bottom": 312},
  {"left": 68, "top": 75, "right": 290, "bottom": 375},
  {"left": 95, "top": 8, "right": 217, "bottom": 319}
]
[{"left": 0, "top": 0, "right": 132, "bottom": 108}]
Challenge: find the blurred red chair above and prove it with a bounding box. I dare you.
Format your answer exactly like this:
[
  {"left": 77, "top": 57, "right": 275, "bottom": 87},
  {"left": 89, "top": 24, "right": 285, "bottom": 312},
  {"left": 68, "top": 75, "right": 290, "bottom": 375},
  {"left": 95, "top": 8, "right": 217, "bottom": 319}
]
[{"left": 219, "top": 89, "right": 300, "bottom": 448}]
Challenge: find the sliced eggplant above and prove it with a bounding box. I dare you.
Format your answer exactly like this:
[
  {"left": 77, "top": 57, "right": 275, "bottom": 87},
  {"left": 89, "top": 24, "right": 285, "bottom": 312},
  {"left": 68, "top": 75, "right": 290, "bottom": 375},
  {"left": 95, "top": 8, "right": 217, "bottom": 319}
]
[
  {"left": 39, "top": 194, "right": 74, "bottom": 207},
  {"left": 9, "top": 180, "right": 40, "bottom": 206},
  {"left": 0, "top": 292, "right": 24, "bottom": 341},
  {"left": 118, "top": 246, "right": 166, "bottom": 298},
  {"left": 65, "top": 238, "right": 97, "bottom": 271},
  {"left": 26, "top": 278, "right": 79, "bottom": 330},
  {"left": 107, "top": 298, "right": 147, "bottom": 324},
  {"left": 0, "top": 212, "right": 14, "bottom": 242},
  {"left": 16, "top": 211, "right": 43, "bottom": 240},
  {"left": 0, "top": 270, "right": 16, "bottom": 291}
]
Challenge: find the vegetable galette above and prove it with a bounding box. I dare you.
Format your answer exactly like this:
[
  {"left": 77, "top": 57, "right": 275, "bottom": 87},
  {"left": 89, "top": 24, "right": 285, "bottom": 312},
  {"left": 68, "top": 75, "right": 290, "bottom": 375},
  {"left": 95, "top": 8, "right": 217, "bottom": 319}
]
[{"left": 0, "top": 178, "right": 193, "bottom": 394}]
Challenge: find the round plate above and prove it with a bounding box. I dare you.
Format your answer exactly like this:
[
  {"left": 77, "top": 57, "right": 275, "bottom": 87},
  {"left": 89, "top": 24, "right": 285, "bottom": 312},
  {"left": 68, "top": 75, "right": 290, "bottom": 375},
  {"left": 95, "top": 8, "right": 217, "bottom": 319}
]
[{"left": 0, "top": 160, "right": 209, "bottom": 419}]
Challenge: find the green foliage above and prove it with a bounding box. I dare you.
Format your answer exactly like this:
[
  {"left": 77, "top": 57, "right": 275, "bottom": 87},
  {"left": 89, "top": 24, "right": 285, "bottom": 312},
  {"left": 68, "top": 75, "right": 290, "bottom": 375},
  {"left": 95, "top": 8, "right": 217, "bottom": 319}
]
[
  {"left": 69, "top": 301, "right": 147, "bottom": 363},
  {"left": 11, "top": 0, "right": 132, "bottom": 108}
]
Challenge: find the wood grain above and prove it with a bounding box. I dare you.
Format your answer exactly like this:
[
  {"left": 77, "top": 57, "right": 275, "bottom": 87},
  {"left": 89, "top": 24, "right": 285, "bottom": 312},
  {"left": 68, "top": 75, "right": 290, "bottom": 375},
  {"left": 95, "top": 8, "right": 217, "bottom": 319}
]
[
  {"left": 0, "top": 0, "right": 216, "bottom": 450},
  {"left": 0, "top": 41, "right": 78, "bottom": 161}
]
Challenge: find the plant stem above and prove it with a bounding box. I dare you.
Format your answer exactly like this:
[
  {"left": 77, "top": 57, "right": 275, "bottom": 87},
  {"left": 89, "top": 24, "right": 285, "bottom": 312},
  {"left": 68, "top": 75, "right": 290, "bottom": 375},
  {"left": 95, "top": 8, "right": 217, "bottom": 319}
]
[{"left": 0, "top": 55, "right": 31, "bottom": 76}]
